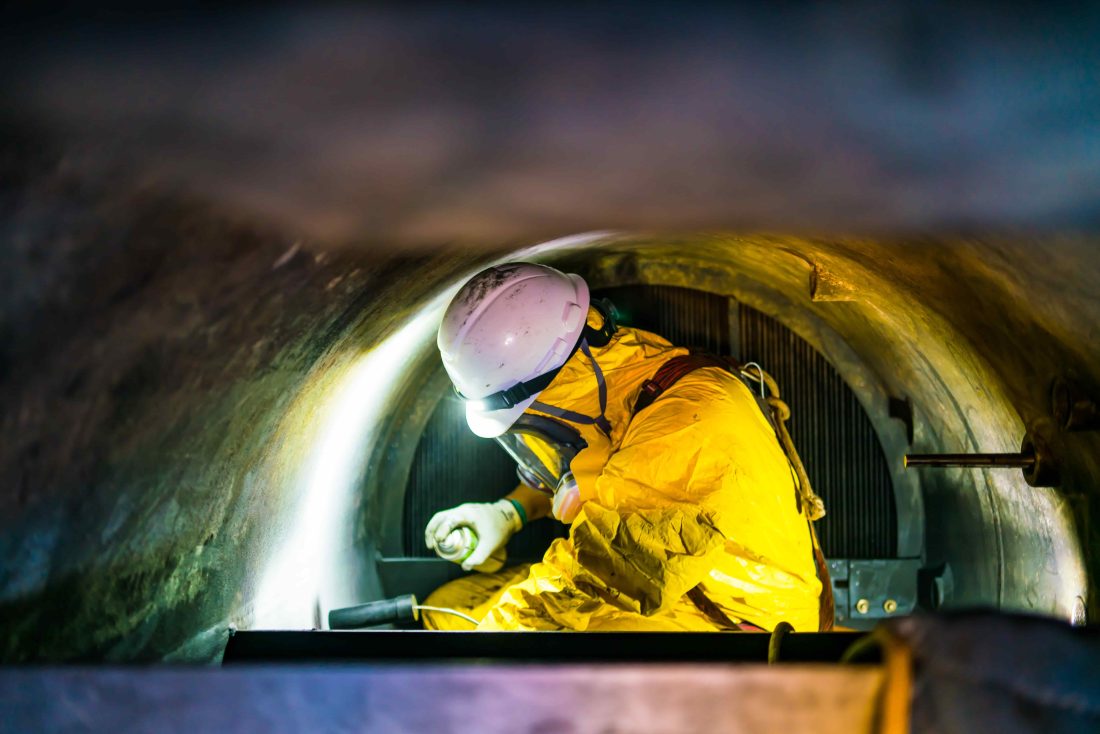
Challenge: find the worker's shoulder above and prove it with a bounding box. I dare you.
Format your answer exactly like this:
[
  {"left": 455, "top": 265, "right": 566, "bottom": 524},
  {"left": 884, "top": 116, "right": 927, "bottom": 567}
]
[
  {"left": 657, "top": 364, "right": 751, "bottom": 408},
  {"left": 626, "top": 365, "right": 756, "bottom": 435}
]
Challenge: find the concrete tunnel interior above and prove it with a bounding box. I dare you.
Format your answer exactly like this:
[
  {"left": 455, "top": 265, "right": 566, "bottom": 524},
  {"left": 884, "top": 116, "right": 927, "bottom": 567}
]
[
  {"left": 1, "top": 6, "right": 1099, "bottom": 666},
  {"left": 2, "top": 215, "right": 1098, "bottom": 662}
]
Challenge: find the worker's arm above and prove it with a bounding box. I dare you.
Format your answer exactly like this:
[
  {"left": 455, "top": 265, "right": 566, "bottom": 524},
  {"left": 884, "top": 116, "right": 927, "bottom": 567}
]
[{"left": 505, "top": 482, "right": 552, "bottom": 523}]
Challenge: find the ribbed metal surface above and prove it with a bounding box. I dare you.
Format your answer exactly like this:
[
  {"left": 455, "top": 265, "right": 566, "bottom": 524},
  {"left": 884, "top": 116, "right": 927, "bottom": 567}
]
[
  {"left": 739, "top": 306, "right": 896, "bottom": 558},
  {"left": 599, "top": 285, "right": 728, "bottom": 353},
  {"left": 403, "top": 394, "right": 567, "bottom": 558},
  {"left": 402, "top": 285, "right": 896, "bottom": 562}
]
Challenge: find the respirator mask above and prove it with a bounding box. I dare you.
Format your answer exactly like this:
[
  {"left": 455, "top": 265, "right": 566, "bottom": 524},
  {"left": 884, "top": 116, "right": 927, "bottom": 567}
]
[{"left": 495, "top": 414, "right": 587, "bottom": 523}]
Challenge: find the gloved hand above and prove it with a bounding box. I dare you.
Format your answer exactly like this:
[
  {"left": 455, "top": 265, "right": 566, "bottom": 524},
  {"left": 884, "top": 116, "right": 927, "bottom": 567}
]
[{"left": 425, "top": 499, "right": 523, "bottom": 571}]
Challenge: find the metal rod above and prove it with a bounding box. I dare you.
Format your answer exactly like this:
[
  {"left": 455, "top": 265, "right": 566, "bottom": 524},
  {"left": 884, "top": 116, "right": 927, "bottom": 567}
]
[{"left": 904, "top": 452, "right": 1035, "bottom": 469}]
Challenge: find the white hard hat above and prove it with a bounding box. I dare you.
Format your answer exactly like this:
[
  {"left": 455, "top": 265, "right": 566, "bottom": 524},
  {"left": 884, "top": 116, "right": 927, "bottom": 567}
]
[{"left": 438, "top": 263, "right": 591, "bottom": 437}]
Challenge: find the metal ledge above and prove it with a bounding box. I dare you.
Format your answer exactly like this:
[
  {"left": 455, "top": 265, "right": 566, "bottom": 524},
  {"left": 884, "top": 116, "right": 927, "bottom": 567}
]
[{"left": 223, "top": 630, "right": 868, "bottom": 665}]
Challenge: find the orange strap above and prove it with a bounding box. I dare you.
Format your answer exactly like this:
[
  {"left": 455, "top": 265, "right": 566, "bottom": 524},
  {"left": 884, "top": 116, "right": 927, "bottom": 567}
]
[
  {"left": 685, "top": 586, "right": 764, "bottom": 631},
  {"left": 810, "top": 526, "right": 836, "bottom": 631}
]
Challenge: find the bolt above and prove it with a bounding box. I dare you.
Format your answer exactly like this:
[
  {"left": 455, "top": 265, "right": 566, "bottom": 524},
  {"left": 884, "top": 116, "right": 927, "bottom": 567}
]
[
  {"left": 883, "top": 599, "right": 898, "bottom": 614},
  {"left": 855, "top": 598, "right": 870, "bottom": 614}
]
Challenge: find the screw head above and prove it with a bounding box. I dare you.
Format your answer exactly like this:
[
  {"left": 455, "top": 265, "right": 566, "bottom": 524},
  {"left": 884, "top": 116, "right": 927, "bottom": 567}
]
[
  {"left": 855, "top": 598, "right": 870, "bottom": 614},
  {"left": 883, "top": 599, "right": 898, "bottom": 614}
]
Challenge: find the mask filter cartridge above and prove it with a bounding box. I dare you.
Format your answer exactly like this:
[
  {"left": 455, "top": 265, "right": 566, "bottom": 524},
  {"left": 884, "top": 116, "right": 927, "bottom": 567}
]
[{"left": 551, "top": 471, "right": 582, "bottom": 524}]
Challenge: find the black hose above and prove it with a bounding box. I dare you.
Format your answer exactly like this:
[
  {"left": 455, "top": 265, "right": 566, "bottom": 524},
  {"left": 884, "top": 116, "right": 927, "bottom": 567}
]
[
  {"left": 328, "top": 595, "right": 419, "bottom": 629},
  {"left": 768, "top": 621, "right": 794, "bottom": 664}
]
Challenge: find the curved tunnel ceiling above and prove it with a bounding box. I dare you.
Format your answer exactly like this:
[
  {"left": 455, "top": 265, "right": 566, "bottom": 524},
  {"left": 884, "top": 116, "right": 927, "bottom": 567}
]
[{"left": 1, "top": 7, "right": 1098, "bottom": 662}]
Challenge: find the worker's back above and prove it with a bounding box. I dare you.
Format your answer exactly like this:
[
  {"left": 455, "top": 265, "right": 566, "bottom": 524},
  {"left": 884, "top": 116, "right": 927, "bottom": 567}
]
[{"left": 478, "top": 324, "right": 822, "bottom": 631}]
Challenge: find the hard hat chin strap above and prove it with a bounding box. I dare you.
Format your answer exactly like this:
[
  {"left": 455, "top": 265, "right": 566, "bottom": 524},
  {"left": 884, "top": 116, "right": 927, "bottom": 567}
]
[{"left": 531, "top": 341, "right": 613, "bottom": 437}]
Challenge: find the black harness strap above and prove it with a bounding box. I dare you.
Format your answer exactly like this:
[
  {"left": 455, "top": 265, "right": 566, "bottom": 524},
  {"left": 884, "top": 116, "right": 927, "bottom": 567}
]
[{"left": 633, "top": 353, "right": 744, "bottom": 415}]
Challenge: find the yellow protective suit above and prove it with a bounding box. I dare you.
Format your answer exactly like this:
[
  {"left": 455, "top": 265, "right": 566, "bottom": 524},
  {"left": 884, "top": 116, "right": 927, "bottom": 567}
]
[{"left": 424, "top": 310, "right": 823, "bottom": 632}]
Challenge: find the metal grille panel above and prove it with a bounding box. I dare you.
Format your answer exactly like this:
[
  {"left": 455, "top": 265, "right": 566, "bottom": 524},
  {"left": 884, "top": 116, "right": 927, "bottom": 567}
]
[
  {"left": 739, "top": 306, "right": 896, "bottom": 558},
  {"left": 402, "top": 285, "right": 896, "bottom": 562},
  {"left": 403, "top": 394, "right": 567, "bottom": 558},
  {"left": 599, "top": 285, "right": 729, "bottom": 354}
]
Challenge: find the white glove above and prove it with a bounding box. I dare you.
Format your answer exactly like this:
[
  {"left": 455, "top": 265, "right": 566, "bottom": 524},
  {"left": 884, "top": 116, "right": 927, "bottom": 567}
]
[{"left": 425, "top": 499, "right": 522, "bottom": 571}]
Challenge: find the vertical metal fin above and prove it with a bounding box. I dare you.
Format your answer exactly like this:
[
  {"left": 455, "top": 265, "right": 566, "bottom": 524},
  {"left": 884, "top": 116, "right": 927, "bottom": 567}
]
[
  {"left": 402, "top": 285, "right": 896, "bottom": 562},
  {"left": 403, "top": 394, "right": 567, "bottom": 559},
  {"left": 739, "top": 305, "right": 896, "bottom": 558}
]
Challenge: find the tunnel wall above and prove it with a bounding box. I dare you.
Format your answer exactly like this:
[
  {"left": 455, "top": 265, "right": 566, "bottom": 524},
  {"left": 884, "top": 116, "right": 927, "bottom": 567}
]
[
  {"left": 559, "top": 236, "right": 1095, "bottom": 617},
  {"left": 0, "top": 146, "right": 464, "bottom": 661},
  {"left": 364, "top": 234, "right": 1095, "bottom": 626},
  {"left": 1, "top": 141, "right": 1098, "bottom": 661}
]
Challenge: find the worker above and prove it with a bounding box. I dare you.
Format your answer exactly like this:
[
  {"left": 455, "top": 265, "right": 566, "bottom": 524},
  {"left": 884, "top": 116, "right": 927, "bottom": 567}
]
[{"left": 423, "top": 262, "right": 831, "bottom": 632}]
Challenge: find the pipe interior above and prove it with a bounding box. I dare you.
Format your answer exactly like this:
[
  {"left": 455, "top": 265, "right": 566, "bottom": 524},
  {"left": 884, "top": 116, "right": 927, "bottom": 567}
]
[{"left": 1, "top": 6, "right": 1098, "bottom": 663}]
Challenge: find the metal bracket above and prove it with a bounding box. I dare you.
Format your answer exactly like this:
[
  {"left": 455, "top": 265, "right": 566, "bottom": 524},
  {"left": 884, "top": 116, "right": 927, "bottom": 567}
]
[
  {"left": 887, "top": 396, "right": 914, "bottom": 447},
  {"left": 1051, "top": 376, "right": 1100, "bottom": 432}
]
